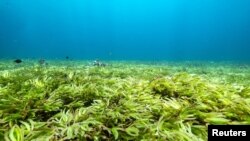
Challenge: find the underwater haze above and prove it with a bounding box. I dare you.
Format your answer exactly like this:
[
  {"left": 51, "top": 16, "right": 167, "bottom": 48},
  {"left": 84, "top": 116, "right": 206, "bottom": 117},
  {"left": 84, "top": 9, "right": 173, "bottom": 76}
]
[
  {"left": 0, "top": 0, "right": 250, "bottom": 61},
  {"left": 2, "top": 1, "right": 250, "bottom": 140}
]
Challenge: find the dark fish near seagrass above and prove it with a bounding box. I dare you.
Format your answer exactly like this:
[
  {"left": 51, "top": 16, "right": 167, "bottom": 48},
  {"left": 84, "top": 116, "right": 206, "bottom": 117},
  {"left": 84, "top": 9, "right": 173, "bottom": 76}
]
[{"left": 14, "top": 59, "right": 22, "bottom": 64}]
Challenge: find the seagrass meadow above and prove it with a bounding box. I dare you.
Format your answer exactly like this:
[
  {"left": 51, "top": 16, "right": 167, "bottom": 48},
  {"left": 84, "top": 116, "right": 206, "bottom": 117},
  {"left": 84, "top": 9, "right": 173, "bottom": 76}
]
[{"left": 0, "top": 60, "right": 250, "bottom": 141}]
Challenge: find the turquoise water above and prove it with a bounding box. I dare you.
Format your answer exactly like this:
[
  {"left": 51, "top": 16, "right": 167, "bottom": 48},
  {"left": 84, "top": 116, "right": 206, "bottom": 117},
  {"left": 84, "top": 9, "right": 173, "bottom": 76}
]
[{"left": 0, "top": 0, "right": 250, "bottom": 61}]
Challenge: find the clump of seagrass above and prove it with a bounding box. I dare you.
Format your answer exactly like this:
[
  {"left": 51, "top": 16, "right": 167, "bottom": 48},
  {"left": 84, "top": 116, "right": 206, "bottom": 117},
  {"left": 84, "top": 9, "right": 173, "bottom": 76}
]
[{"left": 150, "top": 77, "right": 177, "bottom": 97}]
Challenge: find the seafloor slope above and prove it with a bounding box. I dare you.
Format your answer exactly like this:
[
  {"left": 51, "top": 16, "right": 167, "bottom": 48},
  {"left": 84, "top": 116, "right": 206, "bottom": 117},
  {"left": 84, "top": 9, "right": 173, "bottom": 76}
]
[{"left": 0, "top": 60, "right": 250, "bottom": 141}]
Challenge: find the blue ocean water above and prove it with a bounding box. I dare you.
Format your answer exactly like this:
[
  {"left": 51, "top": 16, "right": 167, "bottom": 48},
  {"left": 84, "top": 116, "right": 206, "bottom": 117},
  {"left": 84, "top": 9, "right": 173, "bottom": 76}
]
[{"left": 0, "top": 0, "right": 249, "bottom": 61}]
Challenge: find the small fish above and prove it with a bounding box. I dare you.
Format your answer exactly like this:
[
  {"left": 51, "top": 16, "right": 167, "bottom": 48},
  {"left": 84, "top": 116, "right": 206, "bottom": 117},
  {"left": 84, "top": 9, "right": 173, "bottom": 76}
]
[
  {"left": 66, "top": 56, "right": 69, "bottom": 59},
  {"left": 38, "top": 59, "right": 45, "bottom": 65},
  {"left": 14, "top": 59, "right": 22, "bottom": 64},
  {"left": 93, "top": 60, "right": 107, "bottom": 67},
  {"left": 38, "top": 59, "right": 49, "bottom": 66}
]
